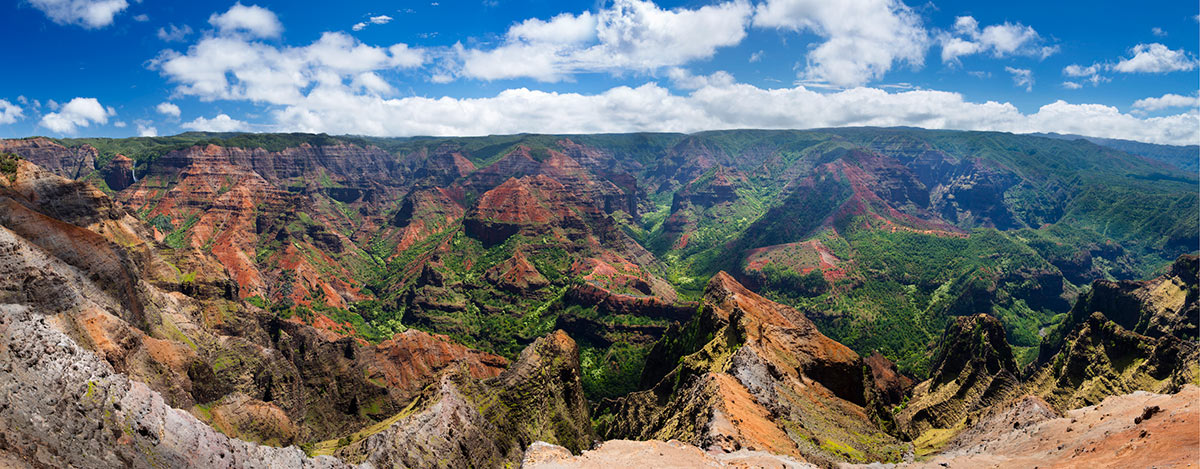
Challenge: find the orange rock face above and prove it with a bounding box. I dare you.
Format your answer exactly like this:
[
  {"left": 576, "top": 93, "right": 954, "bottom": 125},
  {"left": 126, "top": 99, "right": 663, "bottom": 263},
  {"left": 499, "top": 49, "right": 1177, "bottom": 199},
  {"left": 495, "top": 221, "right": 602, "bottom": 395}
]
[
  {"left": 118, "top": 143, "right": 387, "bottom": 307},
  {"left": 605, "top": 272, "right": 905, "bottom": 464},
  {"left": 368, "top": 329, "right": 509, "bottom": 401}
]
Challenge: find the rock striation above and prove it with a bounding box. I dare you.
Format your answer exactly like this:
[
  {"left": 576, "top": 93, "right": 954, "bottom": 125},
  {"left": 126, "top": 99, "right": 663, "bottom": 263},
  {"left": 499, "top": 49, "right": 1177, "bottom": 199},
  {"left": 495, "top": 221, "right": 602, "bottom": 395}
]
[
  {"left": 329, "top": 330, "right": 594, "bottom": 468},
  {"left": 601, "top": 272, "right": 907, "bottom": 465},
  {"left": 0, "top": 137, "right": 97, "bottom": 180}
]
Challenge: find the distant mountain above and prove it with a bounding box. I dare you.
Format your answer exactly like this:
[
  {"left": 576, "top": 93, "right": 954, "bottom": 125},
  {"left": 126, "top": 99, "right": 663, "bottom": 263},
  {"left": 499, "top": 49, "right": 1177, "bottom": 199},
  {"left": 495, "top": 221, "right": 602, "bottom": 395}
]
[{"left": 1031, "top": 132, "right": 1199, "bottom": 173}]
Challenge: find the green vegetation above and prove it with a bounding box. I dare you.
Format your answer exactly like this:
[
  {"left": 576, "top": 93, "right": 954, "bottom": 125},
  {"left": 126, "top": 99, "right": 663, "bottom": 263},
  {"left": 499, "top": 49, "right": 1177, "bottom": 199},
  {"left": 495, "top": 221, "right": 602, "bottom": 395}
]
[
  {"left": 0, "top": 152, "right": 20, "bottom": 182},
  {"left": 47, "top": 127, "right": 1192, "bottom": 400}
]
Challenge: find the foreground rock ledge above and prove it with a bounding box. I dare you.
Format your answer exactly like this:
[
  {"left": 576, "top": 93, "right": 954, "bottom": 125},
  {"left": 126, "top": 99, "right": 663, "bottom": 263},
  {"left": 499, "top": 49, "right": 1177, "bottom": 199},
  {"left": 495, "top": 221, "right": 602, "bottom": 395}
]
[{"left": 522, "top": 439, "right": 815, "bottom": 469}]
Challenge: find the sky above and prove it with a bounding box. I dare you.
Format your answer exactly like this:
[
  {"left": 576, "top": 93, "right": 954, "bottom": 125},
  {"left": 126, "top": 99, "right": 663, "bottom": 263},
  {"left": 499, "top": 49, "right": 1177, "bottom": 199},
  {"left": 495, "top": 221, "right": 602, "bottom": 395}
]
[{"left": 0, "top": 0, "right": 1197, "bottom": 145}]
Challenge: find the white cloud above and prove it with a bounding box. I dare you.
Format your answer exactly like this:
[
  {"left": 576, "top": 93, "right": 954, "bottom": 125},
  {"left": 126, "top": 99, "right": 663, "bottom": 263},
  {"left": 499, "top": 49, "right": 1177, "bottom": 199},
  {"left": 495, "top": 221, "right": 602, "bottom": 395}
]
[
  {"left": 1132, "top": 93, "right": 1199, "bottom": 112},
  {"left": 352, "top": 22, "right": 367, "bottom": 31},
  {"left": 157, "top": 23, "right": 193, "bottom": 42},
  {"left": 455, "top": 0, "right": 751, "bottom": 82},
  {"left": 0, "top": 100, "right": 23, "bottom": 124},
  {"left": 1063, "top": 63, "right": 1100, "bottom": 77},
  {"left": 149, "top": 1, "right": 1197, "bottom": 146},
  {"left": 666, "top": 68, "right": 735, "bottom": 90},
  {"left": 182, "top": 114, "right": 248, "bottom": 132},
  {"left": 38, "top": 97, "right": 113, "bottom": 133},
  {"left": 28, "top": 0, "right": 128, "bottom": 29},
  {"left": 1151, "top": 27, "right": 1166, "bottom": 37},
  {"left": 132, "top": 14, "right": 147, "bottom": 22},
  {"left": 156, "top": 102, "right": 181, "bottom": 117},
  {"left": 208, "top": 3, "right": 282, "bottom": 39},
  {"left": 155, "top": 30, "right": 424, "bottom": 105},
  {"left": 244, "top": 79, "right": 1199, "bottom": 146},
  {"left": 749, "top": 50, "right": 764, "bottom": 63},
  {"left": 939, "top": 16, "right": 1056, "bottom": 64},
  {"left": 136, "top": 121, "right": 158, "bottom": 137},
  {"left": 369, "top": 15, "right": 392, "bottom": 25},
  {"left": 752, "top": 0, "right": 928, "bottom": 87},
  {"left": 1005, "top": 67, "right": 1033, "bottom": 92},
  {"left": 1113, "top": 43, "right": 1196, "bottom": 73},
  {"left": 1061, "top": 63, "right": 1107, "bottom": 88},
  {"left": 112, "top": 120, "right": 126, "bottom": 128}
]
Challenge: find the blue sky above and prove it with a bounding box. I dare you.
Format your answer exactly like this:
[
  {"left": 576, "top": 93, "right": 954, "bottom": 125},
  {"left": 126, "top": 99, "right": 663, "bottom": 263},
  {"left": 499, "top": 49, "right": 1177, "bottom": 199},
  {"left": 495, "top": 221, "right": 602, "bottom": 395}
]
[{"left": 0, "top": 0, "right": 1197, "bottom": 144}]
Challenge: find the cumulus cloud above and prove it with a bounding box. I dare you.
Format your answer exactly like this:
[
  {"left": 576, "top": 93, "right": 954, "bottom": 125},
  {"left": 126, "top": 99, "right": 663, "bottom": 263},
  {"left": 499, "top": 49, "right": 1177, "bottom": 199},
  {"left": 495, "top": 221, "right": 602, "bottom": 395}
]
[
  {"left": 156, "top": 102, "right": 181, "bottom": 117},
  {"left": 752, "top": 0, "right": 927, "bottom": 87},
  {"left": 1132, "top": 93, "right": 1199, "bottom": 112},
  {"left": 241, "top": 79, "right": 1198, "bottom": 145},
  {"left": 28, "top": 0, "right": 128, "bottom": 29},
  {"left": 150, "top": 1, "right": 1198, "bottom": 146},
  {"left": 369, "top": 15, "right": 392, "bottom": 25},
  {"left": 1151, "top": 27, "right": 1166, "bottom": 37},
  {"left": 157, "top": 23, "right": 193, "bottom": 42},
  {"left": 1113, "top": 43, "right": 1196, "bottom": 73},
  {"left": 1005, "top": 67, "right": 1033, "bottom": 92},
  {"left": 155, "top": 28, "right": 424, "bottom": 105},
  {"left": 938, "top": 16, "right": 1056, "bottom": 64},
  {"left": 454, "top": 0, "right": 751, "bottom": 82},
  {"left": 208, "top": 3, "right": 282, "bottom": 39},
  {"left": 0, "top": 100, "right": 23, "bottom": 124},
  {"left": 182, "top": 114, "right": 248, "bottom": 132},
  {"left": 38, "top": 97, "right": 113, "bottom": 133}
]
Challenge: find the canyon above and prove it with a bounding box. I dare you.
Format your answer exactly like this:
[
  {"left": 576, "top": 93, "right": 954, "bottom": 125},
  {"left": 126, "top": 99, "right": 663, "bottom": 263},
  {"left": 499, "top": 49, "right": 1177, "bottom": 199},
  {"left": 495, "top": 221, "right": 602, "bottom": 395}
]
[{"left": 0, "top": 128, "right": 1195, "bottom": 467}]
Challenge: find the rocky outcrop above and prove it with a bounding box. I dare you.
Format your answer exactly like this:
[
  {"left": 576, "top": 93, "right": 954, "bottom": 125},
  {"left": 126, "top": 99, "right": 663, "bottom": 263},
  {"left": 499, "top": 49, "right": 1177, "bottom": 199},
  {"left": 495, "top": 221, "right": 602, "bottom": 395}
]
[
  {"left": 367, "top": 329, "right": 509, "bottom": 401},
  {"left": 0, "top": 137, "right": 96, "bottom": 180},
  {"left": 602, "top": 272, "right": 906, "bottom": 465},
  {"left": 330, "top": 330, "right": 594, "bottom": 468},
  {"left": 485, "top": 250, "right": 549, "bottom": 293},
  {"left": 847, "top": 385, "right": 1200, "bottom": 468},
  {"left": 1022, "top": 254, "right": 1199, "bottom": 410},
  {"left": 895, "top": 314, "right": 1022, "bottom": 440},
  {"left": 898, "top": 259, "right": 1199, "bottom": 451},
  {"left": 1040, "top": 254, "right": 1197, "bottom": 360},
  {"left": 464, "top": 146, "right": 542, "bottom": 192},
  {"left": 105, "top": 153, "right": 135, "bottom": 191},
  {"left": 865, "top": 351, "right": 915, "bottom": 408},
  {"left": 0, "top": 303, "right": 361, "bottom": 469},
  {"left": 1025, "top": 311, "right": 1198, "bottom": 411}
]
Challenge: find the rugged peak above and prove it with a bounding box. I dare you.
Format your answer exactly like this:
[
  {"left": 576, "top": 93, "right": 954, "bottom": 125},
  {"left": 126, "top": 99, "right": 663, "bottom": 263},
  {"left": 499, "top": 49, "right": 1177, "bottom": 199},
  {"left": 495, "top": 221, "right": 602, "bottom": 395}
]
[
  {"left": 485, "top": 250, "right": 550, "bottom": 293},
  {"left": 702, "top": 270, "right": 815, "bottom": 331},
  {"left": 930, "top": 314, "right": 1018, "bottom": 387},
  {"left": 606, "top": 272, "right": 904, "bottom": 464},
  {"left": 332, "top": 330, "right": 593, "bottom": 468},
  {"left": 497, "top": 329, "right": 581, "bottom": 388},
  {"left": 470, "top": 176, "right": 556, "bottom": 225},
  {"left": 104, "top": 153, "right": 135, "bottom": 191},
  {"left": 1040, "top": 253, "right": 1198, "bottom": 364},
  {"left": 896, "top": 314, "right": 1021, "bottom": 440}
]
